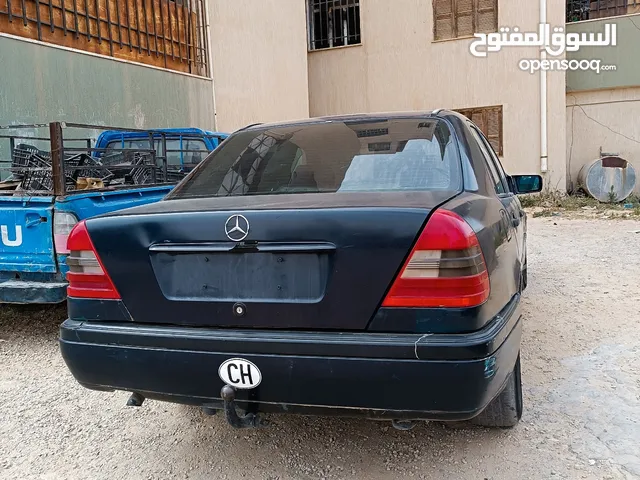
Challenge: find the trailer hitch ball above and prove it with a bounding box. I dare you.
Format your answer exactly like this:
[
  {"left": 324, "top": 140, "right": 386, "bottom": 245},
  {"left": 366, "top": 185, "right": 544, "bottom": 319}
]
[
  {"left": 220, "top": 385, "right": 267, "bottom": 429},
  {"left": 221, "top": 384, "right": 236, "bottom": 402},
  {"left": 392, "top": 419, "right": 417, "bottom": 431},
  {"left": 126, "top": 392, "right": 145, "bottom": 407}
]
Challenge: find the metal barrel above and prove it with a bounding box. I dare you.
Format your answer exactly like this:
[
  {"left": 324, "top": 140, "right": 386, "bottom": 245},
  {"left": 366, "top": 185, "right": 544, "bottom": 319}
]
[{"left": 577, "top": 156, "right": 637, "bottom": 203}]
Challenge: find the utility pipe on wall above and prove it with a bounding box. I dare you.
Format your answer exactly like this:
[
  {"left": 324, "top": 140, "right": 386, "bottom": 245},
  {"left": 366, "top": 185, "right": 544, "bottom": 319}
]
[
  {"left": 539, "top": 0, "right": 548, "bottom": 173},
  {"left": 204, "top": 0, "right": 217, "bottom": 130}
]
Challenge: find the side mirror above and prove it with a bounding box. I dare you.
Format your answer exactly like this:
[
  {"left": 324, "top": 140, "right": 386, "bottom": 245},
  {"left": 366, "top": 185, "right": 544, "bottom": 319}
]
[{"left": 512, "top": 175, "right": 543, "bottom": 194}]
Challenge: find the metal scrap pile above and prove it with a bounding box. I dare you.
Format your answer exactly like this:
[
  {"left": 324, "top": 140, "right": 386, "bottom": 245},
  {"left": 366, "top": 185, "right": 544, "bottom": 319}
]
[{"left": 2, "top": 144, "right": 175, "bottom": 193}]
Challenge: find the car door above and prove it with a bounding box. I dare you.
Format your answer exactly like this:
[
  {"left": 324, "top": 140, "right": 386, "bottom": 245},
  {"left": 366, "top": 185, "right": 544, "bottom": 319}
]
[
  {"left": 467, "top": 126, "right": 523, "bottom": 278},
  {"left": 470, "top": 127, "right": 525, "bottom": 272}
]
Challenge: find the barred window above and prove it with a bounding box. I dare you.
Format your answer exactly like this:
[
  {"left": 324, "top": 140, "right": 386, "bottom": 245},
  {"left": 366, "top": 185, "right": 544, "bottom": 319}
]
[
  {"left": 456, "top": 106, "right": 503, "bottom": 156},
  {"left": 566, "top": 0, "right": 639, "bottom": 22},
  {"left": 0, "top": 0, "right": 209, "bottom": 75},
  {"left": 307, "top": 0, "right": 361, "bottom": 51},
  {"left": 433, "top": 0, "right": 498, "bottom": 41}
]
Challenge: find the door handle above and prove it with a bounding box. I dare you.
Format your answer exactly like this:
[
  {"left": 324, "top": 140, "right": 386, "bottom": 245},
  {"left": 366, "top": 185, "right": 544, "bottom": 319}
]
[{"left": 25, "top": 213, "right": 47, "bottom": 228}]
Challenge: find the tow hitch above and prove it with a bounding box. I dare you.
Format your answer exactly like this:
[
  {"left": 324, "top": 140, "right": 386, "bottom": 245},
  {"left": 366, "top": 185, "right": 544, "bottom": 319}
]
[
  {"left": 220, "top": 385, "right": 268, "bottom": 429},
  {"left": 126, "top": 392, "right": 145, "bottom": 407}
]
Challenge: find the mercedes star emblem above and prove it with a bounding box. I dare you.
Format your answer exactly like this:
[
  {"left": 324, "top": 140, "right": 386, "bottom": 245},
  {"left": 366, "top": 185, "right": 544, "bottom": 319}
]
[{"left": 225, "top": 214, "right": 250, "bottom": 242}]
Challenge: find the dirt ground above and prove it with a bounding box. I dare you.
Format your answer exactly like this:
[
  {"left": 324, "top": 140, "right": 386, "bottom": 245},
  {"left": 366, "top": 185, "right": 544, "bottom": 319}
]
[{"left": 1, "top": 217, "right": 639, "bottom": 480}]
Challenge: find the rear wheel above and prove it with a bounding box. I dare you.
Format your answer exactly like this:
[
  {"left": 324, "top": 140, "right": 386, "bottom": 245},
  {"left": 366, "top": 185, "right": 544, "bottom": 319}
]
[{"left": 471, "top": 355, "right": 523, "bottom": 428}]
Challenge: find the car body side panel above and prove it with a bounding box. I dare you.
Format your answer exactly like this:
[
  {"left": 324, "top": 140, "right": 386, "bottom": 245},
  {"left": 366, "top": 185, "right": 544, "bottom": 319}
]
[
  {"left": 444, "top": 113, "right": 522, "bottom": 302},
  {"left": 447, "top": 193, "right": 520, "bottom": 322},
  {"left": 498, "top": 193, "right": 526, "bottom": 280}
]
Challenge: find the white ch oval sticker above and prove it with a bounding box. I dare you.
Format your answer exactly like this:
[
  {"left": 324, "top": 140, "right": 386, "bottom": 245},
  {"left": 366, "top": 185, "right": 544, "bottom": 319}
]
[{"left": 218, "top": 358, "right": 262, "bottom": 390}]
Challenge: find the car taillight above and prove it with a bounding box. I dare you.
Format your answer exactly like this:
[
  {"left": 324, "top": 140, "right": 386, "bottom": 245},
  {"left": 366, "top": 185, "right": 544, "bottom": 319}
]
[
  {"left": 382, "top": 209, "right": 490, "bottom": 308},
  {"left": 53, "top": 211, "right": 79, "bottom": 254},
  {"left": 65, "top": 220, "right": 120, "bottom": 299}
]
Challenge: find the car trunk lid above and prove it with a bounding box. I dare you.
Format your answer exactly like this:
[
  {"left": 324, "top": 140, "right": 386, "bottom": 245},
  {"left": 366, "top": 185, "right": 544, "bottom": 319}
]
[{"left": 86, "top": 191, "right": 456, "bottom": 330}]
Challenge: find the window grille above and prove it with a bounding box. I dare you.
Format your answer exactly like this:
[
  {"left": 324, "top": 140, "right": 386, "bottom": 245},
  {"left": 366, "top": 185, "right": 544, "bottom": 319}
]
[{"left": 308, "top": 0, "right": 361, "bottom": 51}]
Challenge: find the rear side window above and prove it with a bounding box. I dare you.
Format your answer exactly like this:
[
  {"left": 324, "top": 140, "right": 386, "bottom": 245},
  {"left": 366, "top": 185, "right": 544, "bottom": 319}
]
[
  {"left": 168, "top": 119, "right": 462, "bottom": 199},
  {"left": 105, "top": 139, "right": 156, "bottom": 152},
  {"left": 164, "top": 139, "right": 208, "bottom": 166},
  {"left": 106, "top": 138, "right": 208, "bottom": 167},
  {"left": 469, "top": 126, "right": 506, "bottom": 194}
]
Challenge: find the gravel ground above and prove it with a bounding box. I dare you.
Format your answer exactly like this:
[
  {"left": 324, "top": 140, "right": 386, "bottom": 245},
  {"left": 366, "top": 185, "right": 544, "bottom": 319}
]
[{"left": 1, "top": 217, "right": 639, "bottom": 480}]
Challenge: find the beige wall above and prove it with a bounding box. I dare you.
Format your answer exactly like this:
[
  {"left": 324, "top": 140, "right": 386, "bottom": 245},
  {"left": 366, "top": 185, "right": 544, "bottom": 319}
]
[
  {"left": 208, "top": 0, "right": 568, "bottom": 190},
  {"left": 208, "top": 0, "right": 310, "bottom": 132},
  {"left": 566, "top": 88, "right": 640, "bottom": 193},
  {"left": 307, "top": 0, "right": 567, "bottom": 190}
]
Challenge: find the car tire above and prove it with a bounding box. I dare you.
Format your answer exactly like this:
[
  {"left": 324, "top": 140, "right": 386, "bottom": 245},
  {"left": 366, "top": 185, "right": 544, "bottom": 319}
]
[
  {"left": 521, "top": 265, "right": 528, "bottom": 291},
  {"left": 471, "top": 355, "right": 523, "bottom": 428}
]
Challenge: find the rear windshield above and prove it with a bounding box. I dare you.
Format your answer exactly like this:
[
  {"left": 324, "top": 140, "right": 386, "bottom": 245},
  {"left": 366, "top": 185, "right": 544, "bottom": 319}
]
[{"left": 168, "top": 119, "right": 461, "bottom": 199}]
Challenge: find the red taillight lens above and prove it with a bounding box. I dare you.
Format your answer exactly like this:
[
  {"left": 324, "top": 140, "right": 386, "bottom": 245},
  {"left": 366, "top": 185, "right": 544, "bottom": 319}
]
[
  {"left": 382, "top": 209, "right": 490, "bottom": 308},
  {"left": 65, "top": 220, "right": 120, "bottom": 299}
]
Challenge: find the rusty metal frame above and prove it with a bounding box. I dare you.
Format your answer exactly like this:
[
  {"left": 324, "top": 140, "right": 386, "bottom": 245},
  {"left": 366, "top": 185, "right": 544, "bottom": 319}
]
[
  {"left": 0, "top": 0, "right": 209, "bottom": 75},
  {"left": 0, "top": 122, "right": 222, "bottom": 196}
]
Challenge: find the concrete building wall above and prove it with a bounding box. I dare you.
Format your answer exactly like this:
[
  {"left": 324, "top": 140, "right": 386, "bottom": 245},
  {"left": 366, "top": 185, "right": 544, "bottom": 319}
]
[
  {"left": 208, "top": 0, "right": 310, "bottom": 132},
  {"left": 566, "top": 15, "right": 640, "bottom": 193},
  {"left": 566, "top": 87, "right": 640, "bottom": 193},
  {"left": 307, "top": 0, "right": 567, "bottom": 190},
  {"left": 566, "top": 14, "right": 640, "bottom": 92},
  {"left": 0, "top": 34, "right": 215, "bottom": 130}
]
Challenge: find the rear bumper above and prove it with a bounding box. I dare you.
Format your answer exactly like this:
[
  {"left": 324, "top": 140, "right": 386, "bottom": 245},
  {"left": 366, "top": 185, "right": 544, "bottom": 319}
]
[
  {"left": 0, "top": 278, "right": 67, "bottom": 304},
  {"left": 60, "top": 296, "right": 522, "bottom": 420}
]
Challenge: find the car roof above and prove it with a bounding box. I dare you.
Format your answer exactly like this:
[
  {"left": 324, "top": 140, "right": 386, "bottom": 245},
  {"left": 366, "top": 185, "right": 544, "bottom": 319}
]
[{"left": 242, "top": 110, "right": 468, "bottom": 131}]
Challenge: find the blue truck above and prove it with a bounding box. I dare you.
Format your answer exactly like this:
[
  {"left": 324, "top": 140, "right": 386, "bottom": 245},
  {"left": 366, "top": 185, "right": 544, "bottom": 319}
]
[{"left": 0, "top": 122, "right": 226, "bottom": 304}]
